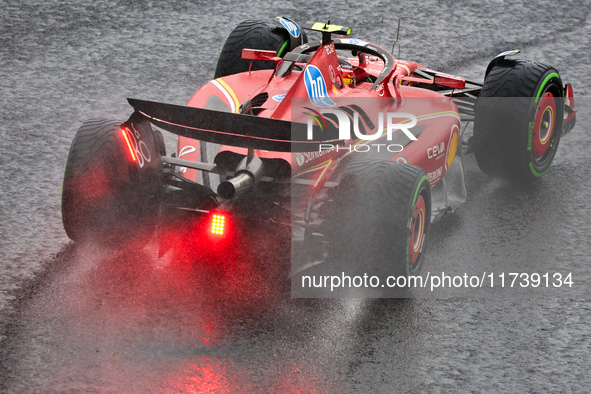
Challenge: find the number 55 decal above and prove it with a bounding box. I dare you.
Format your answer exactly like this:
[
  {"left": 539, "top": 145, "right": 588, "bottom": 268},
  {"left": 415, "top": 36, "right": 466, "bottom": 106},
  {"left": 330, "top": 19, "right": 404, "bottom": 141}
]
[{"left": 122, "top": 125, "right": 152, "bottom": 168}]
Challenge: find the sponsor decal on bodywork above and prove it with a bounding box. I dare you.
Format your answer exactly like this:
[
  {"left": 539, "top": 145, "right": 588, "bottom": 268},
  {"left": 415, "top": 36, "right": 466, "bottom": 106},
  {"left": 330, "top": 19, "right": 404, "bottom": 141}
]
[
  {"left": 446, "top": 125, "right": 459, "bottom": 169},
  {"left": 279, "top": 17, "right": 300, "bottom": 38},
  {"left": 376, "top": 83, "right": 385, "bottom": 97},
  {"left": 295, "top": 148, "right": 335, "bottom": 167},
  {"left": 427, "top": 142, "right": 445, "bottom": 160},
  {"left": 328, "top": 65, "right": 336, "bottom": 83},
  {"left": 428, "top": 166, "right": 443, "bottom": 183},
  {"left": 122, "top": 124, "right": 152, "bottom": 168},
  {"left": 178, "top": 145, "right": 196, "bottom": 173},
  {"left": 340, "top": 38, "right": 367, "bottom": 46},
  {"left": 304, "top": 65, "right": 336, "bottom": 108},
  {"left": 272, "top": 94, "right": 286, "bottom": 102}
]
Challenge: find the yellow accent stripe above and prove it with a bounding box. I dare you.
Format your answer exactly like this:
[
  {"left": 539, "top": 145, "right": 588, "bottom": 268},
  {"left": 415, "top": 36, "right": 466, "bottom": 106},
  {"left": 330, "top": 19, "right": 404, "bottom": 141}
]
[
  {"left": 314, "top": 160, "right": 332, "bottom": 187},
  {"left": 416, "top": 111, "right": 460, "bottom": 121},
  {"left": 399, "top": 64, "right": 411, "bottom": 76},
  {"left": 294, "top": 157, "right": 333, "bottom": 177},
  {"left": 215, "top": 78, "right": 240, "bottom": 113}
]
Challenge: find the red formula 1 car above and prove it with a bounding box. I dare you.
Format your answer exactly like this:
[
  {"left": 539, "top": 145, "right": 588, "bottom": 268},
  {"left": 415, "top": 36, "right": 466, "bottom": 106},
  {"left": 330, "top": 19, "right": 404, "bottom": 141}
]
[{"left": 62, "top": 18, "right": 576, "bottom": 286}]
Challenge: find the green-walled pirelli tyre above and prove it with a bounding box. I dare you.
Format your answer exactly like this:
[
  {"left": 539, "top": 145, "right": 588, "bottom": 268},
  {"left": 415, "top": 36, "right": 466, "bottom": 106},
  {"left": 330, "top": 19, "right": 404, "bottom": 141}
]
[
  {"left": 62, "top": 119, "right": 162, "bottom": 247},
  {"left": 473, "top": 59, "right": 565, "bottom": 183},
  {"left": 214, "top": 17, "right": 307, "bottom": 79},
  {"left": 329, "top": 160, "right": 431, "bottom": 283}
]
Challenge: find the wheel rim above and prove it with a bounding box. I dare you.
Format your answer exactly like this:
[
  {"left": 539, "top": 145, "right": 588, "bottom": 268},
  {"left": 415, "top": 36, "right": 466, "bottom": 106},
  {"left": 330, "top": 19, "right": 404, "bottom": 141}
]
[
  {"left": 532, "top": 91, "right": 557, "bottom": 160},
  {"left": 409, "top": 194, "right": 426, "bottom": 267}
]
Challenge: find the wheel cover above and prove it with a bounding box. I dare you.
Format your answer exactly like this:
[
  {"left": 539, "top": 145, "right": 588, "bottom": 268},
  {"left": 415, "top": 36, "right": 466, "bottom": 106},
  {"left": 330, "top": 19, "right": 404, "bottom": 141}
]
[
  {"left": 409, "top": 194, "right": 426, "bottom": 266},
  {"left": 532, "top": 91, "right": 556, "bottom": 159}
]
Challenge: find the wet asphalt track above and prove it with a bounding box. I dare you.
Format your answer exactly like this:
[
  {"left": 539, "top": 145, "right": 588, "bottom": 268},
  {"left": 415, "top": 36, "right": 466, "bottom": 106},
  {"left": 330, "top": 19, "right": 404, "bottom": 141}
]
[{"left": 1, "top": 0, "right": 591, "bottom": 391}]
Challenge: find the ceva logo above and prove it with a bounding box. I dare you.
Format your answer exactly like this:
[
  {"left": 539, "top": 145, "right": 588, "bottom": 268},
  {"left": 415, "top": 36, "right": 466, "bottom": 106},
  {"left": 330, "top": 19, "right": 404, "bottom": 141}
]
[
  {"left": 279, "top": 18, "right": 300, "bottom": 38},
  {"left": 304, "top": 65, "right": 336, "bottom": 108}
]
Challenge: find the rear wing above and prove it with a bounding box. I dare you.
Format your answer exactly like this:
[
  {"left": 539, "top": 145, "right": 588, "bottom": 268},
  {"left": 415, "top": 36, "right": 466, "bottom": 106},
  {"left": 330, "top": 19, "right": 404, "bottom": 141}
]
[{"left": 128, "top": 98, "right": 342, "bottom": 152}]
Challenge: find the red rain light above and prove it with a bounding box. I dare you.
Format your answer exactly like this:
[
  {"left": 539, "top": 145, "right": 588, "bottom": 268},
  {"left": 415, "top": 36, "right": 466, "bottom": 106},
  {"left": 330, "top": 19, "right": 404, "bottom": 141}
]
[
  {"left": 121, "top": 128, "right": 137, "bottom": 162},
  {"left": 211, "top": 214, "right": 225, "bottom": 235}
]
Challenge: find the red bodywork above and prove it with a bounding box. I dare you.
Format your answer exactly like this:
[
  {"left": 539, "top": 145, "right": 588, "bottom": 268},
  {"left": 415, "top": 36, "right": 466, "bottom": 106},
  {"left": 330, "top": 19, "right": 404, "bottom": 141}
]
[{"left": 177, "top": 38, "right": 461, "bottom": 191}]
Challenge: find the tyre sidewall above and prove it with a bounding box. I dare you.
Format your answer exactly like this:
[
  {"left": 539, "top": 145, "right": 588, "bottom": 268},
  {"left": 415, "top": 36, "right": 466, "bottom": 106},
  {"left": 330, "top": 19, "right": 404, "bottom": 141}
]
[
  {"left": 62, "top": 118, "right": 161, "bottom": 246},
  {"left": 328, "top": 161, "right": 431, "bottom": 284},
  {"left": 403, "top": 174, "right": 431, "bottom": 278},
  {"left": 522, "top": 70, "right": 564, "bottom": 180},
  {"left": 473, "top": 60, "right": 564, "bottom": 182}
]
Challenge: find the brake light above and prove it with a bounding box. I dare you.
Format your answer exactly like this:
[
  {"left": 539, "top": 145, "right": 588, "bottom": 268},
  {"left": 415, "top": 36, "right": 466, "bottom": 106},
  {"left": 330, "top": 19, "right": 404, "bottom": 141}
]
[
  {"left": 211, "top": 214, "right": 226, "bottom": 235},
  {"left": 121, "top": 128, "right": 137, "bottom": 162}
]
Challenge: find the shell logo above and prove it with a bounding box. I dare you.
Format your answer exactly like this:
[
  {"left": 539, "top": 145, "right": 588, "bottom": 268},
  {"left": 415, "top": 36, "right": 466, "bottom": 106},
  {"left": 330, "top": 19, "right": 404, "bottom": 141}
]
[{"left": 446, "top": 125, "right": 459, "bottom": 169}]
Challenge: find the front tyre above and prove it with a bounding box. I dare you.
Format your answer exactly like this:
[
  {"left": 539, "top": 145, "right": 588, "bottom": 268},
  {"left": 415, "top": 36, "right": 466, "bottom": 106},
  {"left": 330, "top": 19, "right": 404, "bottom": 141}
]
[{"left": 473, "top": 59, "right": 564, "bottom": 182}]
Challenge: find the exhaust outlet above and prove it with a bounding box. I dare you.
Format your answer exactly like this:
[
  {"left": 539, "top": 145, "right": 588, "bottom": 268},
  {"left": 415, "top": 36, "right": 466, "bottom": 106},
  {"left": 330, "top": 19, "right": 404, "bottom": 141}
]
[
  {"left": 217, "top": 172, "right": 254, "bottom": 199},
  {"left": 217, "top": 155, "right": 263, "bottom": 199}
]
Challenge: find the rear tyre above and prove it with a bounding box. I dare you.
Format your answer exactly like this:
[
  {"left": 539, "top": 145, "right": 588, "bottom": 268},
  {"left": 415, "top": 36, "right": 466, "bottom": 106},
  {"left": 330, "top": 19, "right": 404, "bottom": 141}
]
[
  {"left": 62, "top": 119, "right": 161, "bottom": 246},
  {"left": 214, "top": 18, "right": 306, "bottom": 78},
  {"left": 473, "top": 59, "right": 564, "bottom": 182},
  {"left": 330, "top": 160, "right": 431, "bottom": 282}
]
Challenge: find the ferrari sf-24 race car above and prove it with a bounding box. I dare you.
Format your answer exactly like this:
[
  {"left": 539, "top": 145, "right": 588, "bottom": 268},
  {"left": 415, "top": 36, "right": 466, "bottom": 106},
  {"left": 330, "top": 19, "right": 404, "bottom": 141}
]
[{"left": 62, "top": 18, "right": 576, "bottom": 283}]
